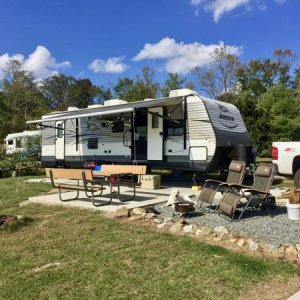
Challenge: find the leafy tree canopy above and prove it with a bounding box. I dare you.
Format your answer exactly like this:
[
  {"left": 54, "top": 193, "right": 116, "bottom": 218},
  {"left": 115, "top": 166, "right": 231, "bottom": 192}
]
[{"left": 193, "top": 46, "right": 241, "bottom": 99}]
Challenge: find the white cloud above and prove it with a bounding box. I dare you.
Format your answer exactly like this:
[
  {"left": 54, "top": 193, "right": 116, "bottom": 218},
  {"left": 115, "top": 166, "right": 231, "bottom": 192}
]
[
  {"left": 190, "top": 0, "right": 203, "bottom": 4},
  {"left": 133, "top": 37, "right": 242, "bottom": 74},
  {"left": 190, "top": 0, "right": 205, "bottom": 16},
  {"left": 0, "top": 53, "right": 24, "bottom": 80},
  {"left": 206, "top": 0, "right": 251, "bottom": 22},
  {"left": 0, "top": 45, "right": 71, "bottom": 80},
  {"left": 24, "top": 46, "right": 71, "bottom": 79},
  {"left": 89, "top": 57, "right": 128, "bottom": 74},
  {"left": 190, "top": 0, "right": 287, "bottom": 21},
  {"left": 0, "top": 54, "right": 10, "bottom": 80}
]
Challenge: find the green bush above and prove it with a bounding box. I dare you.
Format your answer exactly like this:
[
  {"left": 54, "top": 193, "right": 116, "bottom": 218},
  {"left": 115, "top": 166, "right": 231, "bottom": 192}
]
[{"left": 0, "top": 152, "right": 41, "bottom": 177}]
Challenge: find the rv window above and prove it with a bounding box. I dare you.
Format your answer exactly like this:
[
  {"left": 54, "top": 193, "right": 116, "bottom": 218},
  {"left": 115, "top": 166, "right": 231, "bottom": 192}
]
[
  {"left": 166, "top": 120, "right": 184, "bottom": 137},
  {"left": 57, "top": 123, "right": 64, "bottom": 138},
  {"left": 135, "top": 126, "right": 147, "bottom": 140},
  {"left": 16, "top": 138, "right": 22, "bottom": 148},
  {"left": 168, "top": 127, "right": 184, "bottom": 136},
  {"left": 7, "top": 140, "right": 13, "bottom": 145},
  {"left": 88, "top": 138, "right": 98, "bottom": 149},
  {"left": 152, "top": 114, "right": 159, "bottom": 129},
  {"left": 112, "top": 120, "right": 124, "bottom": 133}
]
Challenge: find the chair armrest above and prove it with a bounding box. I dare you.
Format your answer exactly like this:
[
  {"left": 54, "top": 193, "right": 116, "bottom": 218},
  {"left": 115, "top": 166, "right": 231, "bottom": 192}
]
[
  {"left": 227, "top": 184, "right": 250, "bottom": 189},
  {"left": 243, "top": 189, "right": 269, "bottom": 195},
  {"left": 218, "top": 183, "right": 229, "bottom": 187},
  {"left": 205, "top": 179, "right": 223, "bottom": 184}
]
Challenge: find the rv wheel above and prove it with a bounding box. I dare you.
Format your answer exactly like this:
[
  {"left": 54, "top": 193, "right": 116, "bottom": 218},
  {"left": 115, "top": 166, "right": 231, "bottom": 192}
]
[{"left": 56, "top": 163, "right": 65, "bottom": 168}]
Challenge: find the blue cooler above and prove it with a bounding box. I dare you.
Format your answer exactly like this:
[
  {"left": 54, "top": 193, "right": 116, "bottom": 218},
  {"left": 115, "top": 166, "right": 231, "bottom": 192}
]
[{"left": 94, "top": 165, "right": 102, "bottom": 171}]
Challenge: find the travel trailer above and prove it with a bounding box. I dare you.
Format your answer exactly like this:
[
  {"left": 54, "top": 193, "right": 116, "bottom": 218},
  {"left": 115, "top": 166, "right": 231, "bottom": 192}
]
[
  {"left": 26, "top": 89, "right": 254, "bottom": 171},
  {"left": 4, "top": 130, "right": 41, "bottom": 155}
]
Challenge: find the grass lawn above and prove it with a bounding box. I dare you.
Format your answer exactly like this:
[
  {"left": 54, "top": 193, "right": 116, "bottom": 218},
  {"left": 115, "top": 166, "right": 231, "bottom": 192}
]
[{"left": 0, "top": 176, "right": 299, "bottom": 299}]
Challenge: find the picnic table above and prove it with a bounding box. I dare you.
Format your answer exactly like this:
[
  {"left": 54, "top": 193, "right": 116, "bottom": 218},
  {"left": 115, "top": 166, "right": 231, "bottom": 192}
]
[
  {"left": 93, "top": 170, "right": 135, "bottom": 203},
  {"left": 93, "top": 164, "right": 147, "bottom": 204},
  {"left": 46, "top": 165, "right": 147, "bottom": 207}
]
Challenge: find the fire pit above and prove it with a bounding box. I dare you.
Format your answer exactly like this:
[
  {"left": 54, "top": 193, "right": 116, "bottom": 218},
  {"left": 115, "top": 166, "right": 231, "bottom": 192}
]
[{"left": 174, "top": 202, "right": 195, "bottom": 216}]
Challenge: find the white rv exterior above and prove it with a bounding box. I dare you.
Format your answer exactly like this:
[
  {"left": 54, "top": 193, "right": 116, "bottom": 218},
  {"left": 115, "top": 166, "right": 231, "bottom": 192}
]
[
  {"left": 4, "top": 130, "right": 41, "bottom": 155},
  {"left": 27, "top": 89, "right": 253, "bottom": 171}
]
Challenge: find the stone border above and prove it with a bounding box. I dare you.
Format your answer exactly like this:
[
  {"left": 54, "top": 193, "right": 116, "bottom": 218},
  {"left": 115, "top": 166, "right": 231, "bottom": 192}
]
[{"left": 112, "top": 206, "right": 300, "bottom": 264}]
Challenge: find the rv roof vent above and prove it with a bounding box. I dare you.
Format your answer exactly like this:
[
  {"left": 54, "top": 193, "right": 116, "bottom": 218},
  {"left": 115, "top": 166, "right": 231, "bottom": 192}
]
[
  {"left": 67, "top": 107, "right": 79, "bottom": 111},
  {"left": 87, "top": 104, "right": 104, "bottom": 109},
  {"left": 169, "top": 89, "right": 198, "bottom": 98},
  {"left": 104, "top": 99, "right": 128, "bottom": 106}
]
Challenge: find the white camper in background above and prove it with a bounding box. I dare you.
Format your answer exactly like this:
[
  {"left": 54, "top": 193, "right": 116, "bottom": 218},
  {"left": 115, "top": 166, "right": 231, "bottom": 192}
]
[
  {"left": 26, "top": 89, "right": 254, "bottom": 171},
  {"left": 4, "top": 130, "right": 41, "bottom": 155}
]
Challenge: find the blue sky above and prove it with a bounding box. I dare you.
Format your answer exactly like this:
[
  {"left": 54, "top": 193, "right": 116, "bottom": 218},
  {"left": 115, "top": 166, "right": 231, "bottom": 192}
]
[{"left": 0, "top": 0, "right": 299, "bottom": 87}]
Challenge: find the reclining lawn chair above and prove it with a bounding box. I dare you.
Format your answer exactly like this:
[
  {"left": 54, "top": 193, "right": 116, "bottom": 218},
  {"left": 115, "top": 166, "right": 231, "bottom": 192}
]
[
  {"left": 218, "top": 163, "right": 275, "bottom": 221},
  {"left": 197, "top": 160, "right": 246, "bottom": 212}
]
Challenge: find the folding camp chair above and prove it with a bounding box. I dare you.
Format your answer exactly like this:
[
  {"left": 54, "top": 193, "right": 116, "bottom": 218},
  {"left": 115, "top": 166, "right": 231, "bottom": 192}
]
[
  {"left": 197, "top": 160, "right": 246, "bottom": 212},
  {"left": 218, "top": 163, "right": 275, "bottom": 221}
]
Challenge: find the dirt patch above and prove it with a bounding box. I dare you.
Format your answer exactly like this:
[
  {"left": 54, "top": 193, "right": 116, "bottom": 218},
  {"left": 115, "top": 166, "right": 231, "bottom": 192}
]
[
  {"left": 236, "top": 276, "right": 300, "bottom": 300},
  {"left": 0, "top": 215, "right": 17, "bottom": 226}
]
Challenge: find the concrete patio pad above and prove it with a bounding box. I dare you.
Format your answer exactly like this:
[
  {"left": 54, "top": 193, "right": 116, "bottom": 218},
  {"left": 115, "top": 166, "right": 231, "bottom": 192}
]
[
  {"left": 26, "top": 185, "right": 196, "bottom": 213},
  {"left": 25, "top": 177, "right": 288, "bottom": 212}
]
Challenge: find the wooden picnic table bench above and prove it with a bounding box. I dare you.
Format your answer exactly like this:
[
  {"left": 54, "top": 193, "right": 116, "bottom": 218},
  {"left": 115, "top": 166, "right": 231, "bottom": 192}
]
[
  {"left": 93, "top": 164, "right": 147, "bottom": 202},
  {"left": 46, "top": 168, "right": 107, "bottom": 206}
]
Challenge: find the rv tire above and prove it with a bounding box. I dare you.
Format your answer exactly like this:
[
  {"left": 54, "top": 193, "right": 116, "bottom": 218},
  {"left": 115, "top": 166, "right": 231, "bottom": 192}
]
[{"left": 56, "top": 163, "right": 65, "bottom": 168}]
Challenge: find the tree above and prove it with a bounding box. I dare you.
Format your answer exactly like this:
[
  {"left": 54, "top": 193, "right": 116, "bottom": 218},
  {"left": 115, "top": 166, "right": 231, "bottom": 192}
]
[
  {"left": 92, "top": 86, "right": 113, "bottom": 104},
  {"left": 273, "top": 48, "right": 297, "bottom": 86},
  {"left": 292, "top": 68, "right": 300, "bottom": 97},
  {"left": 161, "top": 73, "right": 186, "bottom": 97},
  {"left": 0, "top": 92, "right": 12, "bottom": 140},
  {"left": 114, "top": 67, "right": 160, "bottom": 102},
  {"left": 233, "top": 91, "right": 267, "bottom": 154},
  {"left": 40, "top": 74, "right": 101, "bottom": 109},
  {"left": 113, "top": 77, "right": 134, "bottom": 100},
  {"left": 193, "top": 46, "right": 241, "bottom": 99},
  {"left": 235, "top": 85, "right": 300, "bottom": 156},
  {"left": 1, "top": 59, "right": 47, "bottom": 134},
  {"left": 40, "top": 74, "right": 76, "bottom": 109},
  {"left": 140, "top": 66, "right": 160, "bottom": 98},
  {"left": 258, "top": 85, "right": 300, "bottom": 141},
  {"left": 68, "top": 79, "right": 100, "bottom": 108},
  {"left": 236, "top": 49, "right": 297, "bottom": 97}
]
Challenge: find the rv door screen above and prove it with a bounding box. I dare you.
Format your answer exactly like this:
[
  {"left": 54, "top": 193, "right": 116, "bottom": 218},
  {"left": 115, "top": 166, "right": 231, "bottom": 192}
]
[
  {"left": 147, "top": 107, "right": 163, "bottom": 160},
  {"left": 55, "top": 121, "right": 65, "bottom": 160}
]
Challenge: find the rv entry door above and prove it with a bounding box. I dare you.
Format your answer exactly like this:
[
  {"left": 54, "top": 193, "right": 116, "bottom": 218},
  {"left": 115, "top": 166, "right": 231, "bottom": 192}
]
[
  {"left": 147, "top": 107, "right": 163, "bottom": 160},
  {"left": 55, "top": 121, "right": 65, "bottom": 161}
]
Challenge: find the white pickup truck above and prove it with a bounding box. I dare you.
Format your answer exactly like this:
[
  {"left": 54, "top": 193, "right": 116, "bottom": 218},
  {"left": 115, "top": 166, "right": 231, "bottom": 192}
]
[{"left": 272, "top": 142, "right": 300, "bottom": 187}]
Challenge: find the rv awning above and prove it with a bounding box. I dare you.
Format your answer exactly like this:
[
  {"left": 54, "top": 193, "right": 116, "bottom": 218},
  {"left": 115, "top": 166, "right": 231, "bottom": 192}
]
[
  {"left": 26, "top": 95, "right": 188, "bottom": 125},
  {"left": 26, "top": 107, "right": 134, "bottom": 124}
]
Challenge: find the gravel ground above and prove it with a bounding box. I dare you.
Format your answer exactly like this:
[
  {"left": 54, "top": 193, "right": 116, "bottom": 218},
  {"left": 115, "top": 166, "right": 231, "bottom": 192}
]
[{"left": 155, "top": 203, "right": 300, "bottom": 246}]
